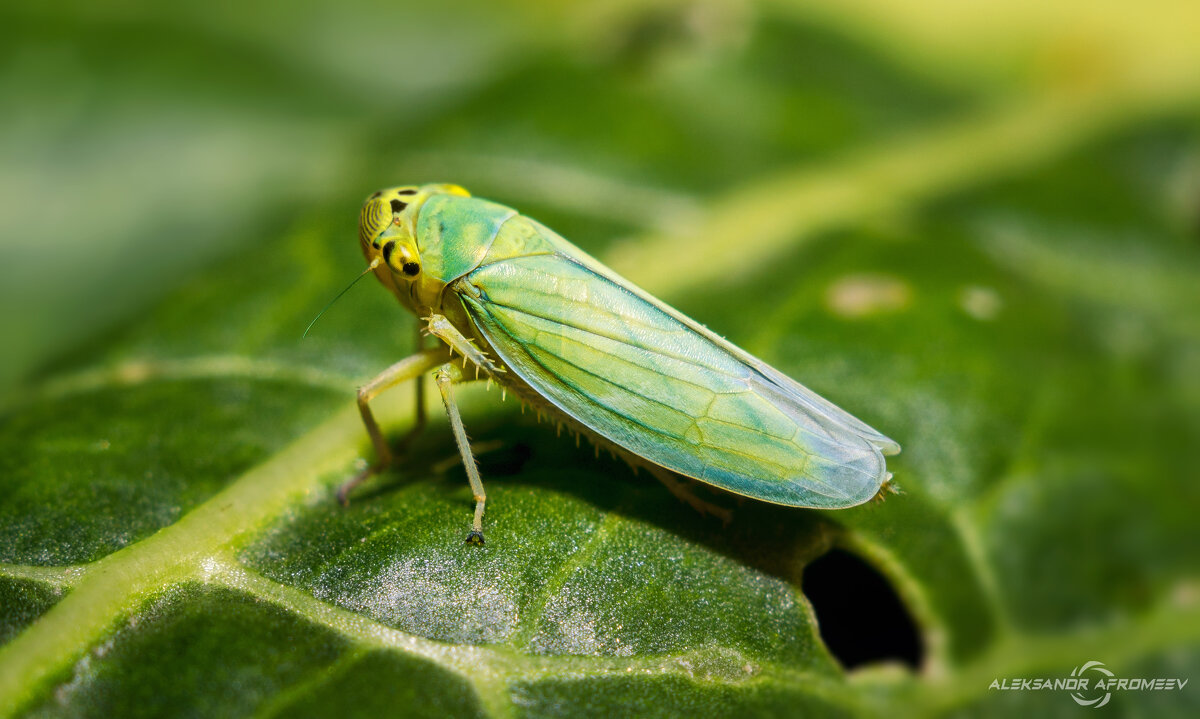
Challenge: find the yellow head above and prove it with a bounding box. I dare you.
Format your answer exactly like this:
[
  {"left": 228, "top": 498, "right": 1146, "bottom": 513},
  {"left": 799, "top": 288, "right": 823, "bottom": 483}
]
[{"left": 357, "top": 183, "right": 470, "bottom": 312}]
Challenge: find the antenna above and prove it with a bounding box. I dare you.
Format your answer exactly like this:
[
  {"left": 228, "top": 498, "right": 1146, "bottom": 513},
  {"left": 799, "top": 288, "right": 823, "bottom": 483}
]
[{"left": 303, "top": 258, "right": 381, "bottom": 338}]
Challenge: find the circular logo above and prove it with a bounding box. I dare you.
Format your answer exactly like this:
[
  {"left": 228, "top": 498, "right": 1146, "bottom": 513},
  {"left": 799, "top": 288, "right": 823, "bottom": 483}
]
[{"left": 1071, "top": 661, "right": 1114, "bottom": 708}]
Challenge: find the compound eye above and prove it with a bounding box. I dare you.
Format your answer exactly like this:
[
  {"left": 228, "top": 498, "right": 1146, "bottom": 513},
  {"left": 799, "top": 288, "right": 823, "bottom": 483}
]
[{"left": 381, "top": 240, "right": 420, "bottom": 277}]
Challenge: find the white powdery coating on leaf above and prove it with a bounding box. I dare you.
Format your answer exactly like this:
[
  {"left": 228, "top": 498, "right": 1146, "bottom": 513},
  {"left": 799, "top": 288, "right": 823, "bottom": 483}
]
[
  {"left": 528, "top": 521, "right": 803, "bottom": 660},
  {"left": 316, "top": 552, "right": 520, "bottom": 644}
]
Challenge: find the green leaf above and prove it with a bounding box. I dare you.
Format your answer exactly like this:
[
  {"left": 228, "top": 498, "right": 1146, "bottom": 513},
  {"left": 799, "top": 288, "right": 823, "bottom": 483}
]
[{"left": 3, "top": 2, "right": 1200, "bottom": 717}]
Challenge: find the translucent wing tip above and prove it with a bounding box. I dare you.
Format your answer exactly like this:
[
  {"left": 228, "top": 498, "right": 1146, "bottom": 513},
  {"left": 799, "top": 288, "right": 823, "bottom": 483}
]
[{"left": 867, "top": 433, "right": 901, "bottom": 456}]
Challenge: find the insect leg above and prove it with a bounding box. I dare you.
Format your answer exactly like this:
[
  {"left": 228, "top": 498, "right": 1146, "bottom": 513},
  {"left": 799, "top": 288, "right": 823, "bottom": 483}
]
[
  {"left": 646, "top": 466, "right": 734, "bottom": 525},
  {"left": 410, "top": 321, "right": 428, "bottom": 448},
  {"left": 871, "top": 473, "right": 900, "bottom": 502},
  {"left": 338, "top": 347, "right": 444, "bottom": 505},
  {"left": 434, "top": 362, "right": 489, "bottom": 546},
  {"left": 425, "top": 314, "right": 504, "bottom": 377}
]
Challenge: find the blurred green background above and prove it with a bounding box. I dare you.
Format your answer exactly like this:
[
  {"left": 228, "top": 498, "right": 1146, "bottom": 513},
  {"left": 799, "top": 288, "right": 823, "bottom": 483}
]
[{"left": 2, "top": 0, "right": 1199, "bottom": 717}]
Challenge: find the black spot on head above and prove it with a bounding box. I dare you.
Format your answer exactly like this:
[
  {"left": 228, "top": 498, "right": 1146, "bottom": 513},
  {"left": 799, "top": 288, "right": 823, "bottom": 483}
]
[
  {"left": 390, "top": 199, "right": 408, "bottom": 213},
  {"left": 397, "top": 188, "right": 417, "bottom": 196},
  {"left": 381, "top": 240, "right": 396, "bottom": 264},
  {"left": 402, "top": 262, "right": 420, "bottom": 276}
]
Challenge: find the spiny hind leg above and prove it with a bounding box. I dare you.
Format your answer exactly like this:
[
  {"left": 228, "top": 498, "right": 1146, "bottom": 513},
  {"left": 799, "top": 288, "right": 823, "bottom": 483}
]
[
  {"left": 434, "top": 362, "right": 490, "bottom": 545},
  {"left": 647, "top": 466, "right": 734, "bottom": 525},
  {"left": 338, "top": 344, "right": 440, "bottom": 505},
  {"left": 871, "top": 473, "right": 900, "bottom": 503}
]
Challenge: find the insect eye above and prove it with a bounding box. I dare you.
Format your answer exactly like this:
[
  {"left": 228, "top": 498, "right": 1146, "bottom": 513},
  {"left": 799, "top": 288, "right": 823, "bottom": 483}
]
[{"left": 402, "top": 262, "right": 420, "bottom": 276}]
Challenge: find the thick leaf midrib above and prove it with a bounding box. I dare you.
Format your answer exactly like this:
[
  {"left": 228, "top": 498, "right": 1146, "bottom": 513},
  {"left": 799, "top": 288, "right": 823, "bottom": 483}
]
[{"left": 0, "top": 351, "right": 447, "bottom": 716}]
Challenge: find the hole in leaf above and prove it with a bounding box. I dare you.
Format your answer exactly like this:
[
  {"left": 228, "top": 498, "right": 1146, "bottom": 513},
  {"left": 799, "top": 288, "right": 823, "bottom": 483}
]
[{"left": 802, "top": 548, "right": 923, "bottom": 670}]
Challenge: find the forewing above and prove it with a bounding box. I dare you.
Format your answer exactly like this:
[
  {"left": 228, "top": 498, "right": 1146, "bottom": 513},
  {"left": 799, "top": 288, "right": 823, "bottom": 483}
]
[{"left": 460, "top": 253, "right": 892, "bottom": 508}]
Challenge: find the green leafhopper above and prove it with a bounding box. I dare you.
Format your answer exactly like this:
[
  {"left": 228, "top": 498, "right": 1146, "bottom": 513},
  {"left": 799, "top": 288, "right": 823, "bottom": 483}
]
[{"left": 344, "top": 183, "right": 899, "bottom": 544}]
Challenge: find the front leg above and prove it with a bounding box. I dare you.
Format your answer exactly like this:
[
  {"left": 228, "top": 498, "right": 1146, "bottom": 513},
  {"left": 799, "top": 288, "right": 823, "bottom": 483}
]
[{"left": 425, "top": 314, "right": 504, "bottom": 379}]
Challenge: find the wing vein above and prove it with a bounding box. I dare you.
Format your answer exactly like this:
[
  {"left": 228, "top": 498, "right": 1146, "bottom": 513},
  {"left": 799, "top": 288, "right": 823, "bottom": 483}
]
[
  {"left": 482, "top": 295, "right": 746, "bottom": 382},
  {"left": 477, "top": 303, "right": 693, "bottom": 443},
  {"left": 480, "top": 305, "right": 866, "bottom": 488}
]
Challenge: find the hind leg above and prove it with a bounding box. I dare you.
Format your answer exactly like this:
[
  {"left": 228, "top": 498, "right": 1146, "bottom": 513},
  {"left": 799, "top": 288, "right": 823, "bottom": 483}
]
[{"left": 647, "top": 467, "right": 733, "bottom": 525}]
